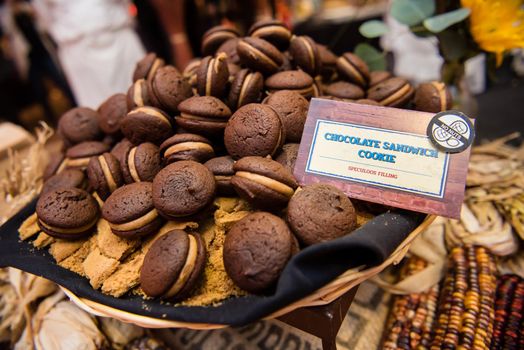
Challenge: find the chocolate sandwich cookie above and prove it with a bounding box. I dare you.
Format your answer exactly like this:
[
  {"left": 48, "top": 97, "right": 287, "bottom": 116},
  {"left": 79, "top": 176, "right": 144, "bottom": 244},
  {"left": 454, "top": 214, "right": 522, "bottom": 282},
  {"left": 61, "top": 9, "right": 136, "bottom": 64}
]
[
  {"left": 223, "top": 212, "right": 293, "bottom": 293},
  {"left": 152, "top": 160, "right": 216, "bottom": 219},
  {"left": 227, "top": 63, "right": 241, "bottom": 81},
  {"left": 43, "top": 152, "right": 67, "bottom": 180},
  {"left": 58, "top": 107, "right": 103, "bottom": 146},
  {"left": 413, "top": 81, "right": 452, "bottom": 113},
  {"left": 275, "top": 143, "right": 299, "bottom": 173},
  {"left": 337, "top": 52, "right": 370, "bottom": 88},
  {"left": 86, "top": 152, "right": 124, "bottom": 200},
  {"left": 121, "top": 106, "right": 174, "bottom": 145},
  {"left": 182, "top": 58, "right": 201, "bottom": 88},
  {"left": 224, "top": 103, "right": 285, "bottom": 159},
  {"left": 197, "top": 54, "right": 230, "bottom": 98},
  {"left": 149, "top": 65, "right": 193, "bottom": 114},
  {"left": 41, "top": 169, "right": 88, "bottom": 195},
  {"left": 110, "top": 138, "right": 133, "bottom": 160},
  {"left": 216, "top": 38, "right": 241, "bottom": 64},
  {"left": 317, "top": 44, "right": 338, "bottom": 81},
  {"left": 248, "top": 19, "right": 291, "bottom": 50},
  {"left": 176, "top": 96, "right": 232, "bottom": 136},
  {"left": 132, "top": 52, "right": 165, "bottom": 82},
  {"left": 265, "top": 70, "right": 315, "bottom": 99},
  {"left": 264, "top": 90, "right": 308, "bottom": 142},
  {"left": 324, "top": 81, "right": 365, "bottom": 100},
  {"left": 102, "top": 182, "right": 163, "bottom": 238},
  {"left": 98, "top": 93, "right": 128, "bottom": 136},
  {"left": 119, "top": 142, "right": 162, "bottom": 183},
  {"left": 367, "top": 77, "right": 414, "bottom": 108},
  {"left": 201, "top": 25, "right": 240, "bottom": 56},
  {"left": 126, "top": 79, "right": 150, "bottom": 110},
  {"left": 287, "top": 183, "right": 356, "bottom": 246},
  {"left": 289, "top": 35, "right": 321, "bottom": 77},
  {"left": 228, "top": 69, "right": 264, "bottom": 110},
  {"left": 231, "top": 156, "right": 298, "bottom": 209},
  {"left": 237, "top": 37, "right": 283, "bottom": 76},
  {"left": 140, "top": 229, "right": 206, "bottom": 299},
  {"left": 36, "top": 188, "right": 99, "bottom": 239},
  {"left": 369, "top": 70, "right": 392, "bottom": 87},
  {"left": 204, "top": 156, "right": 236, "bottom": 196},
  {"left": 65, "top": 141, "right": 110, "bottom": 170},
  {"left": 160, "top": 133, "right": 215, "bottom": 164}
]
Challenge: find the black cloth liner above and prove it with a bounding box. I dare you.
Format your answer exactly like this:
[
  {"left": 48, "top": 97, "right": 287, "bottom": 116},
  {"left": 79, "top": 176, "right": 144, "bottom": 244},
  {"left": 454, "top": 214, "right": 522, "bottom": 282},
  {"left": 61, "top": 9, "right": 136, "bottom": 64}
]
[{"left": 0, "top": 200, "right": 423, "bottom": 326}]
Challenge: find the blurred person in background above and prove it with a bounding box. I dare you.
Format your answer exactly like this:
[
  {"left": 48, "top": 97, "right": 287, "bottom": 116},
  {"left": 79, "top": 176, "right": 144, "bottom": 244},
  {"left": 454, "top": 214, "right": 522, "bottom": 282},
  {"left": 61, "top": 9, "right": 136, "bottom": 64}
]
[{"left": 32, "top": 0, "right": 145, "bottom": 109}]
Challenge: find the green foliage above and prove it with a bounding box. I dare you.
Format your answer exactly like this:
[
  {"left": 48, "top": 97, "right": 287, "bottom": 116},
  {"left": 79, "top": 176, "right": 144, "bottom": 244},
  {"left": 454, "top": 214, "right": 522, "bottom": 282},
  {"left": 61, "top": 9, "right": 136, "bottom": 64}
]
[
  {"left": 423, "top": 8, "right": 471, "bottom": 33},
  {"left": 354, "top": 43, "right": 386, "bottom": 71},
  {"left": 390, "top": 0, "right": 435, "bottom": 26},
  {"left": 359, "top": 20, "right": 388, "bottom": 38}
]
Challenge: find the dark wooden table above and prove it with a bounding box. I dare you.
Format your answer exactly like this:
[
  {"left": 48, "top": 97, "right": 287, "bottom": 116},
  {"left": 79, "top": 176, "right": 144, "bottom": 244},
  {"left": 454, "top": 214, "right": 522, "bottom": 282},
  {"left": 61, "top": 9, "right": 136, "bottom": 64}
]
[{"left": 278, "top": 286, "right": 359, "bottom": 350}]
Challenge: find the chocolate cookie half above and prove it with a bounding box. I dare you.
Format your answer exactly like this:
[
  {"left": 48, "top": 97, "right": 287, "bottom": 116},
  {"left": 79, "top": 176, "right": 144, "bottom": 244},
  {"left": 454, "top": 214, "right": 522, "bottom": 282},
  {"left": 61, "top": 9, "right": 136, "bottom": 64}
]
[
  {"left": 204, "top": 155, "right": 236, "bottom": 196},
  {"left": 121, "top": 106, "right": 174, "bottom": 145},
  {"left": 36, "top": 188, "right": 99, "bottom": 239},
  {"left": 289, "top": 35, "right": 321, "bottom": 77},
  {"left": 140, "top": 229, "right": 206, "bottom": 299},
  {"left": 336, "top": 52, "right": 370, "bottom": 88},
  {"left": 265, "top": 70, "right": 315, "bottom": 99},
  {"left": 65, "top": 141, "right": 110, "bottom": 170},
  {"left": 237, "top": 37, "right": 283, "bottom": 76},
  {"left": 148, "top": 65, "right": 193, "bottom": 114},
  {"left": 413, "top": 81, "right": 452, "bottom": 113},
  {"left": 248, "top": 19, "right": 292, "bottom": 50},
  {"left": 224, "top": 103, "right": 285, "bottom": 159},
  {"left": 98, "top": 93, "right": 128, "bottom": 136},
  {"left": 160, "top": 133, "right": 215, "bottom": 164},
  {"left": 197, "top": 54, "right": 230, "bottom": 98},
  {"left": 231, "top": 156, "right": 298, "bottom": 209},
  {"left": 367, "top": 77, "right": 414, "bottom": 108},
  {"left": 176, "top": 96, "right": 232, "bottom": 136},
  {"left": 41, "top": 169, "right": 88, "bottom": 195},
  {"left": 287, "top": 183, "right": 356, "bottom": 246},
  {"left": 201, "top": 25, "right": 240, "bottom": 56},
  {"left": 152, "top": 160, "right": 216, "bottom": 218},
  {"left": 223, "top": 212, "right": 293, "bottom": 293},
  {"left": 102, "top": 182, "right": 163, "bottom": 238},
  {"left": 324, "top": 81, "right": 365, "bottom": 100},
  {"left": 126, "top": 79, "right": 151, "bottom": 110},
  {"left": 132, "top": 52, "right": 165, "bottom": 82},
  {"left": 119, "top": 142, "right": 162, "bottom": 183},
  {"left": 58, "top": 107, "right": 103, "bottom": 146},
  {"left": 228, "top": 69, "right": 264, "bottom": 110},
  {"left": 264, "top": 90, "right": 309, "bottom": 142}
]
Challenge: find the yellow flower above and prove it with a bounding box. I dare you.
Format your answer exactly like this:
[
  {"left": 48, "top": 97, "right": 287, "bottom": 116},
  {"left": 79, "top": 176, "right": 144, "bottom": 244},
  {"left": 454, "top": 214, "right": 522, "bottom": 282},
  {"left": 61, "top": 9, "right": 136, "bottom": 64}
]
[{"left": 461, "top": 0, "right": 524, "bottom": 65}]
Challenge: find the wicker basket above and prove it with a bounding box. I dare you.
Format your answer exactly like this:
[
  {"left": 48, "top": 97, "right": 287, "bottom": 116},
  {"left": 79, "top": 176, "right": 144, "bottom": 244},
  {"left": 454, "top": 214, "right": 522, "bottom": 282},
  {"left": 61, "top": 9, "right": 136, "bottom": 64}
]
[{"left": 60, "top": 214, "right": 436, "bottom": 329}]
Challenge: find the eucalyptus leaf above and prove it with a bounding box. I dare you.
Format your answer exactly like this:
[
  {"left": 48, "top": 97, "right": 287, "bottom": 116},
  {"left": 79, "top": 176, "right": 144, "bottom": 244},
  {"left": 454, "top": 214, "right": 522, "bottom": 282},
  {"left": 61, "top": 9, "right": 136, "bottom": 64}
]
[
  {"left": 423, "top": 8, "right": 471, "bottom": 33},
  {"left": 354, "top": 43, "right": 386, "bottom": 71},
  {"left": 391, "top": 0, "right": 435, "bottom": 26},
  {"left": 359, "top": 20, "right": 388, "bottom": 38}
]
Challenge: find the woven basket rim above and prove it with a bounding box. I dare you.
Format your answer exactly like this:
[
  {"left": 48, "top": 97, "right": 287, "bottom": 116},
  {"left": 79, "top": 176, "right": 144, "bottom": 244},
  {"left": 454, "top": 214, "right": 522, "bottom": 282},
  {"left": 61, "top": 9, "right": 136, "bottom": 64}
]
[{"left": 61, "top": 214, "right": 436, "bottom": 329}]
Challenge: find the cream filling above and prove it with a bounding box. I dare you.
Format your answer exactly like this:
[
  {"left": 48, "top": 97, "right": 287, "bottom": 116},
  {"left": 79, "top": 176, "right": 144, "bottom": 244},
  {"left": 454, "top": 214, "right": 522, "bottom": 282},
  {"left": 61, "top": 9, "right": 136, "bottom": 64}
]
[
  {"left": 431, "top": 81, "right": 448, "bottom": 111},
  {"left": 236, "top": 171, "right": 294, "bottom": 197},
  {"left": 98, "top": 155, "right": 117, "bottom": 192},
  {"left": 128, "top": 147, "right": 141, "bottom": 183},
  {"left": 179, "top": 113, "right": 226, "bottom": 123},
  {"left": 205, "top": 58, "right": 214, "bottom": 96},
  {"left": 270, "top": 127, "right": 284, "bottom": 156},
  {"left": 147, "top": 58, "right": 163, "bottom": 81},
  {"left": 269, "top": 85, "right": 314, "bottom": 97},
  {"left": 251, "top": 26, "right": 291, "bottom": 39},
  {"left": 214, "top": 175, "right": 232, "bottom": 181},
  {"left": 204, "top": 32, "right": 237, "bottom": 46},
  {"left": 128, "top": 107, "right": 171, "bottom": 126},
  {"left": 301, "top": 37, "right": 316, "bottom": 72},
  {"left": 92, "top": 192, "right": 104, "bottom": 207},
  {"left": 66, "top": 157, "right": 91, "bottom": 168},
  {"left": 109, "top": 208, "right": 158, "bottom": 231},
  {"left": 39, "top": 217, "right": 97, "bottom": 234},
  {"left": 338, "top": 57, "right": 365, "bottom": 86},
  {"left": 56, "top": 159, "right": 67, "bottom": 175},
  {"left": 133, "top": 80, "right": 145, "bottom": 106},
  {"left": 380, "top": 84, "right": 412, "bottom": 106},
  {"left": 237, "top": 72, "right": 254, "bottom": 108},
  {"left": 164, "top": 234, "right": 198, "bottom": 298},
  {"left": 164, "top": 142, "right": 214, "bottom": 157},
  {"left": 238, "top": 41, "right": 278, "bottom": 70}
]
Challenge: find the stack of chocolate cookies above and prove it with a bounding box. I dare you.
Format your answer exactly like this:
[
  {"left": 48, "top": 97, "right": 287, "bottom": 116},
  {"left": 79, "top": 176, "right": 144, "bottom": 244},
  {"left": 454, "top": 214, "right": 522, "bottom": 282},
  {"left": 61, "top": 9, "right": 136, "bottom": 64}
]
[{"left": 32, "top": 20, "right": 452, "bottom": 300}]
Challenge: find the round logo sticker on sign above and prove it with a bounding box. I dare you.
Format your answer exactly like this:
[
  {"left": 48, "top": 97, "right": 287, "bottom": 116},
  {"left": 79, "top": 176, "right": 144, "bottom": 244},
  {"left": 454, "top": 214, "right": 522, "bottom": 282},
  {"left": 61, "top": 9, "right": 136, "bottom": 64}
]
[{"left": 427, "top": 110, "right": 475, "bottom": 153}]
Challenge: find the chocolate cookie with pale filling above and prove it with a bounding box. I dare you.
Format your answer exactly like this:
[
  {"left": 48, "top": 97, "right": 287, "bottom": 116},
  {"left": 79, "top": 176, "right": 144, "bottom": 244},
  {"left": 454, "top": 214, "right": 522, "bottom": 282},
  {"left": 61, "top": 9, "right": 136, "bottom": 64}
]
[
  {"left": 201, "top": 25, "right": 240, "bottom": 56},
  {"left": 265, "top": 70, "right": 315, "bottom": 99},
  {"left": 65, "top": 141, "right": 110, "bottom": 170},
  {"left": 204, "top": 155, "right": 236, "bottom": 196},
  {"left": 97, "top": 93, "right": 128, "bottom": 136},
  {"left": 367, "top": 77, "right": 414, "bottom": 108},
  {"left": 223, "top": 212, "right": 294, "bottom": 293},
  {"left": 324, "top": 81, "right": 365, "bottom": 100},
  {"left": 36, "top": 188, "right": 99, "bottom": 239},
  {"left": 197, "top": 53, "right": 230, "bottom": 99},
  {"left": 102, "top": 182, "right": 163, "bottom": 238},
  {"left": 413, "top": 81, "right": 452, "bottom": 113},
  {"left": 87, "top": 152, "right": 124, "bottom": 200},
  {"left": 369, "top": 70, "right": 392, "bottom": 87},
  {"left": 264, "top": 90, "right": 309, "bottom": 142},
  {"left": 140, "top": 229, "right": 206, "bottom": 299},
  {"left": 248, "top": 19, "right": 291, "bottom": 50},
  {"left": 231, "top": 156, "right": 298, "bottom": 209},
  {"left": 176, "top": 96, "right": 231, "bottom": 136},
  {"left": 227, "top": 69, "right": 264, "bottom": 110},
  {"left": 160, "top": 133, "right": 215, "bottom": 164},
  {"left": 58, "top": 107, "right": 103, "bottom": 146},
  {"left": 126, "top": 79, "right": 151, "bottom": 110},
  {"left": 148, "top": 65, "right": 192, "bottom": 114},
  {"left": 117, "top": 142, "right": 162, "bottom": 183},
  {"left": 41, "top": 169, "right": 88, "bottom": 195},
  {"left": 121, "top": 106, "right": 174, "bottom": 145},
  {"left": 336, "top": 52, "right": 370, "bottom": 88},
  {"left": 237, "top": 37, "right": 283, "bottom": 76},
  {"left": 288, "top": 35, "right": 321, "bottom": 77},
  {"left": 132, "top": 52, "right": 165, "bottom": 82}
]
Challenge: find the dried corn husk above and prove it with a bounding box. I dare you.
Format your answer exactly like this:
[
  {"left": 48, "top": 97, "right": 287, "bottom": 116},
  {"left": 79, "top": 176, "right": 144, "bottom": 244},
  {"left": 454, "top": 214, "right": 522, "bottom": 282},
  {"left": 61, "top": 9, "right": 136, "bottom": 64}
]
[
  {"left": 0, "top": 122, "right": 53, "bottom": 225},
  {"left": 99, "top": 317, "right": 144, "bottom": 350}
]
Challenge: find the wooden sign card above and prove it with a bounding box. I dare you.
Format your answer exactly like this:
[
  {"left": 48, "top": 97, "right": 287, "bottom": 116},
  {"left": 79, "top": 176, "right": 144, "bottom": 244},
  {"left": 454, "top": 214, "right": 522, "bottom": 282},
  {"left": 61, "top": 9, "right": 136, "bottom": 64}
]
[{"left": 294, "top": 99, "right": 475, "bottom": 219}]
